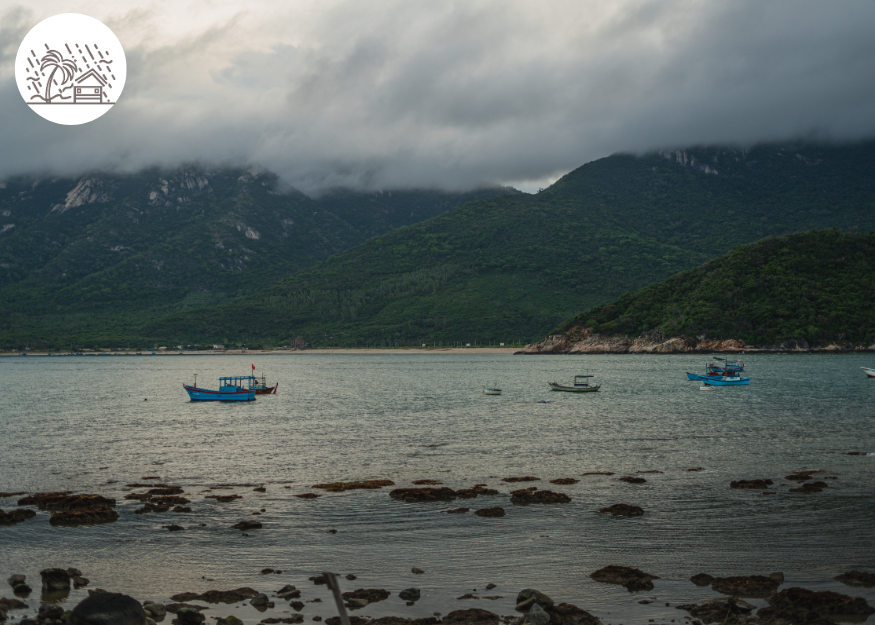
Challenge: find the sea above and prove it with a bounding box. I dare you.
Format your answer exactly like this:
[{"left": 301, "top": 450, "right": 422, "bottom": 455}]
[{"left": 1, "top": 352, "right": 874, "bottom": 624}]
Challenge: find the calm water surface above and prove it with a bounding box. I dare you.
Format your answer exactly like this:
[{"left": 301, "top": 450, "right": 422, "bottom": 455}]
[{"left": 1, "top": 353, "right": 874, "bottom": 624}]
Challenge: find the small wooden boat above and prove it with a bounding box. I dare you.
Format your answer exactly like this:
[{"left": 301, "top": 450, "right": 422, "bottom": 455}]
[
  {"left": 251, "top": 373, "right": 278, "bottom": 394},
  {"left": 862, "top": 367, "right": 875, "bottom": 378},
  {"left": 184, "top": 375, "right": 257, "bottom": 402},
  {"left": 483, "top": 386, "right": 502, "bottom": 395},
  {"left": 549, "top": 375, "right": 600, "bottom": 392}
]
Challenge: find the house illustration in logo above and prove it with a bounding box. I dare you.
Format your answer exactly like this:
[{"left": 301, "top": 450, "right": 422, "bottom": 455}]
[{"left": 73, "top": 69, "right": 107, "bottom": 103}]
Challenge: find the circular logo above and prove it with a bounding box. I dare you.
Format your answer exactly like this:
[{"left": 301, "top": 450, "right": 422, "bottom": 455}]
[{"left": 15, "top": 14, "right": 126, "bottom": 125}]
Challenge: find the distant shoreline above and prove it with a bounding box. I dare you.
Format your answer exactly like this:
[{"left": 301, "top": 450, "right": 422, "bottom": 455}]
[{"left": 1, "top": 347, "right": 519, "bottom": 357}]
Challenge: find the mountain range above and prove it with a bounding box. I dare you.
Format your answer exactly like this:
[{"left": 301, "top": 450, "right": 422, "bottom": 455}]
[{"left": 2, "top": 140, "right": 874, "bottom": 349}]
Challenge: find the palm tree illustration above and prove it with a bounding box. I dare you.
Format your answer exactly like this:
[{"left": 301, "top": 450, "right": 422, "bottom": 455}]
[{"left": 39, "top": 50, "right": 78, "bottom": 103}]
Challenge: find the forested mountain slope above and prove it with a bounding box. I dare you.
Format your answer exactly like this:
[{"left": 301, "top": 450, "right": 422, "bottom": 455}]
[
  {"left": 131, "top": 141, "right": 875, "bottom": 349},
  {"left": 536, "top": 229, "right": 875, "bottom": 351}
]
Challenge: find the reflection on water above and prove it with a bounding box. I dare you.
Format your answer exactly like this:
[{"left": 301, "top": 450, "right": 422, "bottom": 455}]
[{"left": 1, "top": 353, "right": 874, "bottom": 623}]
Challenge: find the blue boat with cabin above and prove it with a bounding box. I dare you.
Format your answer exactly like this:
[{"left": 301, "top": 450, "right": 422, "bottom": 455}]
[{"left": 184, "top": 375, "right": 257, "bottom": 402}]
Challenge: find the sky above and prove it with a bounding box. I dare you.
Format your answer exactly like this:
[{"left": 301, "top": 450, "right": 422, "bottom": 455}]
[{"left": 1, "top": 0, "right": 875, "bottom": 194}]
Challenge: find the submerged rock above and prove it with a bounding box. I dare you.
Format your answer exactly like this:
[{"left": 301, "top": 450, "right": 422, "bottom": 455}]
[
  {"left": 441, "top": 608, "right": 500, "bottom": 625},
  {"left": 231, "top": 520, "right": 262, "bottom": 530},
  {"left": 690, "top": 573, "right": 715, "bottom": 587},
  {"left": 20, "top": 493, "right": 115, "bottom": 511},
  {"left": 598, "top": 504, "right": 643, "bottom": 517},
  {"left": 590, "top": 566, "right": 658, "bottom": 592},
  {"left": 474, "top": 507, "right": 505, "bottom": 517},
  {"left": 341, "top": 589, "right": 390, "bottom": 605},
  {"left": 0, "top": 509, "right": 36, "bottom": 526},
  {"left": 501, "top": 477, "right": 540, "bottom": 483},
  {"left": 543, "top": 603, "right": 601, "bottom": 625},
  {"left": 312, "top": 480, "right": 395, "bottom": 492},
  {"left": 789, "top": 481, "right": 828, "bottom": 493},
  {"left": 446, "top": 507, "right": 470, "bottom": 514},
  {"left": 170, "top": 588, "right": 258, "bottom": 604},
  {"left": 549, "top": 478, "right": 579, "bottom": 485},
  {"left": 510, "top": 489, "right": 571, "bottom": 504},
  {"left": 729, "top": 480, "right": 773, "bottom": 489},
  {"left": 389, "top": 488, "right": 457, "bottom": 503},
  {"left": 710, "top": 575, "right": 780, "bottom": 598},
  {"left": 835, "top": 570, "right": 875, "bottom": 588},
  {"left": 69, "top": 592, "right": 148, "bottom": 625},
  {"left": 759, "top": 587, "right": 875, "bottom": 621},
  {"left": 50, "top": 508, "right": 120, "bottom": 525},
  {"left": 618, "top": 477, "right": 646, "bottom": 485}
]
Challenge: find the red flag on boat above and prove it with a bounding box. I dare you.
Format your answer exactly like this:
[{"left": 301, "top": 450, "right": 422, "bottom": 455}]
[{"left": 252, "top": 364, "right": 255, "bottom": 371}]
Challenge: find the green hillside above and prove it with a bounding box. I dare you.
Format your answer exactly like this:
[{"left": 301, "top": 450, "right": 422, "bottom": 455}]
[
  {"left": 556, "top": 229, "right": 875, "bottom": 348},
  {"left": 129, "top": 141, "right": 875, "bottom": 349},
  {"left": 0, "top": 169, "right": 512, "bottom": 348}
]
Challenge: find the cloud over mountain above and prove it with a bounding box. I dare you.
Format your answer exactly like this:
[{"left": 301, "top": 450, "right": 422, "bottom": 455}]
[{"left": 2, "top": 0, "right": 875, "bottom": 193}]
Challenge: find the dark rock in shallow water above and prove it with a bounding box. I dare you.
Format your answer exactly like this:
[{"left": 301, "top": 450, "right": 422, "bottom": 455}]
[
  {"left": 835, "top": 570, "right": 875, "bottom": 588},
  {"left": 599, "top": 503, "right": 643, "bottom": 517},
  {"left": 399, "top": 589, "right": 420, "bottom": 601},
  {"left": 441, "top": 609, "right": 500, "bottom": 625},
  {"left": 690, "top": 573, "right": 715, "bottom": 587},
  {"left": 515, "top": 589, "right": 554, "bottom": 611},
  {"left": 550, "top": 478, "right": 579, "bottom": 485},
  {"left": 21, "top": 493, "right": 115, "bottom": 511},
  {"left": 446, "top": 507, "right": 470, "bottom": 514},
  {"left": 474, "top": 507, "right": 505, "bottom": 517},
  {"left": 231, "top": 520, "right": 262, "bottom": 530},
  {"left": 164, "top": 604, "right": 208, "bottom": 614},
  {"left": 729, "top": 479, "right": 773, "bottom": 489},
  {"left": 170, "top": 588, "right": 258, "bottom": 604},
  {"left": 711, "top": 575, "right": 780, "bottom": 598},
  {"left": 50, "top": 508, "right": 120, "bottom": 525},
  {"left": 260, "top": 616, "right": 303, "bottom": 624},
  {"left": 69, "top": 592, "right": 147, "bottom": 625},
  {"left": 39, "top": 569, "right": 71, "bottom": 592},
  {"left": 510, "top": 489, "right": 571, "bottom": 504},
  {"left": 389, "top": 487, "right": 458, "bottom": 503},
  {"left": 0, "top": 598, "right": 28, "bottom": 611},
  {"left": 789, "top": 481, "right": 828, "bottom": 493},
  {"left": 618, "top": 476, "right": 646, "bottom": 484},
  {"left": 0, "top": 508, "right": 36, "bottom": 526},
  {"left": 312, "top": 480, "right": 395, "bottom": 492},
  {"left": 341, "top": 589, "right": 390, "bottom": 605},
  {"left": 502, "top": 477, "right": 540, "bottom": 483},
  {"left": 543, "top": 602, "right": 601, "bottom": 625},
  {"left": 676, "top": 598, "right": 753, "bottom": 624},
  {"left": 590, "top": 566, "right": 658, "bottom": 592},
  {"left": 164, "top": 524, "right": 184, "bottom": 531},
  {"left": 172, "top": 607, "right": 206, "bottom": 625},
  {"left": 762, "top": 587, "right": 875, "bottom": 619}
]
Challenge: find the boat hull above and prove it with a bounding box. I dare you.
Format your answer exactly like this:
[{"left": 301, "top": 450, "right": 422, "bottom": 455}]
[
  {"left": 686, "top": 372, "right": 723, "bottom": 381},
  {"left": 183, "top": 385, "right": 256, "bottom": 401},
  {"left": 484, "top": 388, "right": 502, "bottom": 395},
  {"left": 862, "top": 367, "right": 875, "bottom": 378},
  {"left": 254, "top": 385, "right": 278, "bottom": 395},
  {"left": 702, "top": 377, "right": 750, "bottom": 386},
  {"left": 548, "top": 383, "right": 600, "bottom": 392}
]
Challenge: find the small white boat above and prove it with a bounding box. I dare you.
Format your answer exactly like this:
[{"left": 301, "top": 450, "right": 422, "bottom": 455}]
[
  {"left": 484, "top": 386, "right": 502, "bottom": 395},
  {"left": 862, "top": 367, "right": 875, "bottom": 378}
]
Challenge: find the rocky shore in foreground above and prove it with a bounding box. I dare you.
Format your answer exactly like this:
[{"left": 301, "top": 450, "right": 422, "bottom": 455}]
[
  {"left": 2, "top": 566, "right": 874, "bottom": 625},
  {"left": 517, "top": 328, "right": 875, "bottom": 355}
]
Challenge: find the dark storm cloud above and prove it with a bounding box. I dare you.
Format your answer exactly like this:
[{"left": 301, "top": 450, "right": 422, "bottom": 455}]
[{"left": 1, "top": 0, "right": 875, "bottom": 193}]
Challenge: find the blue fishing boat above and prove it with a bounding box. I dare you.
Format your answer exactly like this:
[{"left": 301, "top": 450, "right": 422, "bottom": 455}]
[
  {"left": 183, "top": 375, "right": 257, "bottom": 402},
  {"left": 701, "top": 375, "right": 750, "bottom": 386}
]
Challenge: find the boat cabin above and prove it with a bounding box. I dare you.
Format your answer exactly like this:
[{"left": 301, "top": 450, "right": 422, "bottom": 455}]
[
  {"left": 573, "top": 375, "right": 595, "bottom": 387},
  {"left": 218, "top": 376, "right": 255, "bottom": 392}
]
